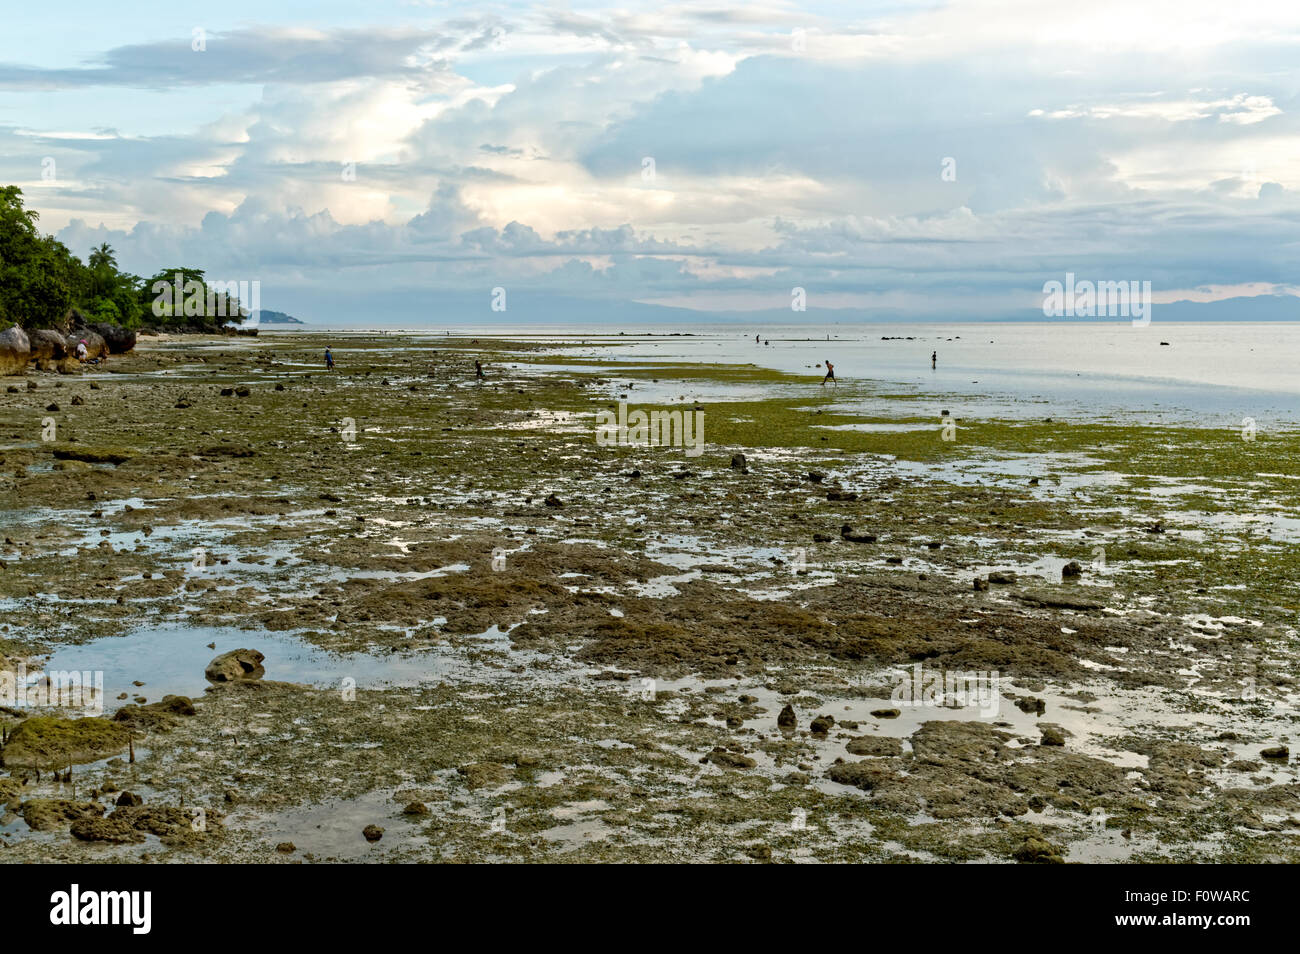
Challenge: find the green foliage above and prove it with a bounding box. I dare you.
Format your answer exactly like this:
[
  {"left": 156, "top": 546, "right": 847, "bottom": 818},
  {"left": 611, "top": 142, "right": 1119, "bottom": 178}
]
[
  {"left": 0, "top": 186, "right": 76, "bottom": 328},
  {"left": 0, "top": 185, "right": 231, "bottom": 332},
  {"left": 140, "top": 266, "right": 245, "bottom": 331}
]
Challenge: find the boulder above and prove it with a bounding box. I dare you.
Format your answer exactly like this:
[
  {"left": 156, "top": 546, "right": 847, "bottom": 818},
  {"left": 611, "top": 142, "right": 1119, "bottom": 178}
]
[
  {"left": 68, "top": 330, "right": 109, "bottom": 360},
  {"left": 204, "top": 648, "right": 266, "bottom": 683},
  {"left": 0, "top": 325, "right": 31, "bottom": 376},
  {"left": 27, "top": 329, "right": 69, "bottom": 369},
  {"left": 88, "top": 322, "right": 136, "bottom": 354},
  {"left": 61, "top": 307, "right": 88, "bottom": 335}
]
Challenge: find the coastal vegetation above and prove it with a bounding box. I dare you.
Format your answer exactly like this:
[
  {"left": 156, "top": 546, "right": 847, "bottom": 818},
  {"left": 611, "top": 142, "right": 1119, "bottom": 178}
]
[{"left": 0, "top": 185, "right": 247, "bottom": 334}]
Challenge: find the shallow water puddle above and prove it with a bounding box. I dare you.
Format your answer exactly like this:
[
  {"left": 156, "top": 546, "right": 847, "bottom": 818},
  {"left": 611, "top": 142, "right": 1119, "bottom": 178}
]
[
  {"left": 35, "top": 620, "right": 572, "bottom": 710},
  {"left": 38, "top": 624, "right": 456, "bottom": 708},
  {"left": 231, "top": 789, "right": 426, "bottom": 861}
]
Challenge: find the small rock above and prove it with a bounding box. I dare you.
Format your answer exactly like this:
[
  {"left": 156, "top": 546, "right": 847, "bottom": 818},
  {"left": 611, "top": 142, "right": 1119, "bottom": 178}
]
[
  {"left": 362, "top": 824, "right": 385, "bottom": 842},
  {"left": 846, "top": 736, "right": 903, "bottom": 757},
  {"left": 777, "top": 704, "right": 797, "bottom": 729},
  {"left": 204, "top": 648, "right": 266, "bottom": 683},
  {"left": 1013, "top": 835, "right": 1064, "bottom": 864},
  {"left": 1015, "top": 697, "right": 1046, "bottom": 716},
  {"left": 705, "top": 747, "right": 756, "bottom": 769}
]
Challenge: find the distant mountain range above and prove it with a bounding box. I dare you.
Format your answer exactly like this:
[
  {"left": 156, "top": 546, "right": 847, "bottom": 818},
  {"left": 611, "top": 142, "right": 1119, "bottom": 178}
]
[{"left": 244, "top": 291, "right": 1298, "bottom": 329}]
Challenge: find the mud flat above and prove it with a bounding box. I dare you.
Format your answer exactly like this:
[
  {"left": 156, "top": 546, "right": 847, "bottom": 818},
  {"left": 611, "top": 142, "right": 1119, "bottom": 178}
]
[{"left": 1, "top": 332, "right": 1297, "bottom": 862}]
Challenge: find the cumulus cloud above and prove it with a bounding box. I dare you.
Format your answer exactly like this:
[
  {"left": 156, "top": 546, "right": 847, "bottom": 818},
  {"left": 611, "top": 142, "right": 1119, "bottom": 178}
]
[{"left": 0, "top": 0, "right": 1295, "bottom": 324}]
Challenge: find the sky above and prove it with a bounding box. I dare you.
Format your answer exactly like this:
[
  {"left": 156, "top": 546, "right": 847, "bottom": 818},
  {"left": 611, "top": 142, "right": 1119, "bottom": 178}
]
[{"left": 2, "top": 0, "right": 1299, "bottom": 326}]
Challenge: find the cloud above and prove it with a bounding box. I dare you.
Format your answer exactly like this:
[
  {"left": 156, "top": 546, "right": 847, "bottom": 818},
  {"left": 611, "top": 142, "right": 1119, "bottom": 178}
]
[{"left": 2, "top": 0, "right": 1297, "bottom": 325}]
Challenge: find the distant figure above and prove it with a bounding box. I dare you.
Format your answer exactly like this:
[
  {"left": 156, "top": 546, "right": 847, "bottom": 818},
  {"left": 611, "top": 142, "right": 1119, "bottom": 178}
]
[
  {"left": 822, "top": 360, "right": 836, "bottom": 386},
  {"left": 764, "top": 339, "right": 770, "bottom": 346},
  {"left": 325, "top": 347, "right": 334, "bottom": 370},
  {"left": 931, "top": 351, "right": 937, "bottom": 369},
  {"left": 475, "top": 359, "right": 485, "bottom": 380},
  {"left": 75, "top": 339, "right": 88, "bottom": 362},
  {"left": 755, "top": 334, "right": 760, "bottom": 344}
]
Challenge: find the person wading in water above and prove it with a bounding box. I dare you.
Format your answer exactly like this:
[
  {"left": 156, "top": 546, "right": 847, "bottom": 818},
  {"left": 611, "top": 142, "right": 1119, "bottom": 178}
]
[{"left": 821, "top": 360, "right": 836, "bottom": 386}]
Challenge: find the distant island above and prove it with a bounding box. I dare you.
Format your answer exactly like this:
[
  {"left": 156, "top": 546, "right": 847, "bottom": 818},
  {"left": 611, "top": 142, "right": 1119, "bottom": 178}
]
[{"left": 257, "top": 310, "right": 306, "bottom": 325}]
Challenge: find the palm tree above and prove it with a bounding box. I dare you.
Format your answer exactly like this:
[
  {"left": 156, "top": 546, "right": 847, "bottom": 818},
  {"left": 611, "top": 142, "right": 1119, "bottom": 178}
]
[{"left": 88, "top": 242, "right": 115, "bottom": 270}]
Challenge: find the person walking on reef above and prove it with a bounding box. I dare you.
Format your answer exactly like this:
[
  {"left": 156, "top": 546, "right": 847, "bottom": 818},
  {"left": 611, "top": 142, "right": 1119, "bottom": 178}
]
[
  {"left": 821, "top": 360, "right": 836, "bottom": 386},
  {"left": 931, "top": 350, "right": 936, "bottom": 369},
  {"left": 475, "top": 359, "right": 486, "bottom": 381},
  {"left": 325, "top": 347, "right": 334, "bottom": 370}
]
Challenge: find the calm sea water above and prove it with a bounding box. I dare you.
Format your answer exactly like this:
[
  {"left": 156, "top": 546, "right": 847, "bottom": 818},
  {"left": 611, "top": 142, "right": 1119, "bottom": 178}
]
[
  {"left": 447, "top": 322, "right": 1299, "bottom": 428},
  {"left": 303, "top": 321, "right": 1298, "bottom": 427}
]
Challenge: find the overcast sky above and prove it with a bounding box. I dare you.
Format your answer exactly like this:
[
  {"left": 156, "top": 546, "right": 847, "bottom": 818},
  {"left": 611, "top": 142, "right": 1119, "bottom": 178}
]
[{"left": 3, "top": 0, "right": 1299, "bottom": 325}]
